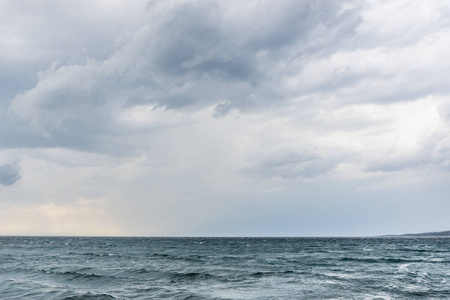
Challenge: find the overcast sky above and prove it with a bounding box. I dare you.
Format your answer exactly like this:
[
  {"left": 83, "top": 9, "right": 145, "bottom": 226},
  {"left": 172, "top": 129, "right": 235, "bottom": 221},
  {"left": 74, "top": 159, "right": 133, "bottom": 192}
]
[{"left": 1, "top": 0, "right": 450, "bottom": 236}]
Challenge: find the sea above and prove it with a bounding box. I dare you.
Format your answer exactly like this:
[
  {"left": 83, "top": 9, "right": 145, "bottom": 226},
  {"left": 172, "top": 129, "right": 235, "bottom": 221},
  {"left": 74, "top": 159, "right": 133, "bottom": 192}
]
[{"left": 0, "top": 237, "right": 449, "bottom": 299}]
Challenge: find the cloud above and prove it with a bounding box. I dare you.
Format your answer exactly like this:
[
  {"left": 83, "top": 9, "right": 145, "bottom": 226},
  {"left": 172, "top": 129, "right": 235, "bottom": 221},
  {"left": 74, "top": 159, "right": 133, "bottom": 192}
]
[
  {"left": 357, "top": 97, "right": 450, "bottom": 172},
  {"left": 2, "top": 0, "right": 450, "bottom": 236},
  {"left": 244, "top": 148, "right": 336, "bottom": 179},
  {"left": 0, "top": 162, "right": 21, "bottom": 186},
  {"left": 8, "top": 0, "right": 363, "bottom": 140}
]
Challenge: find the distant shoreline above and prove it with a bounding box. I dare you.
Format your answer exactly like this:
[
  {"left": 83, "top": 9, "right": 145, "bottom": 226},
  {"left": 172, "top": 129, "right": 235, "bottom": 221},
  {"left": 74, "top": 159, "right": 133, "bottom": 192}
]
[{"left": 379, "top": 230, "right": 450, "bottom": 237}]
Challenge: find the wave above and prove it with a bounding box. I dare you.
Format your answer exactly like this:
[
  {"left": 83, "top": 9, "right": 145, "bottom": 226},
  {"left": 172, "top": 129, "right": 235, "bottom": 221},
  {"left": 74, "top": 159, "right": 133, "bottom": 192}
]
[
  {"left": 250, "top": 270, "right": 296, "bottom": 278},
  {"left": 149, "top": 253, "right": 206, "bottom": 263},
  {"left": 37, "top": 268, "right": 120, "bottom": 285},
  {"left": 168, "top": 271, "right": 216, "bottom": 282},
  {"left": 62, "top": 292, "right": 116, "bottom": 299},
  {"left": 339, "top": 257, "right": 423, "bottom": 263}
]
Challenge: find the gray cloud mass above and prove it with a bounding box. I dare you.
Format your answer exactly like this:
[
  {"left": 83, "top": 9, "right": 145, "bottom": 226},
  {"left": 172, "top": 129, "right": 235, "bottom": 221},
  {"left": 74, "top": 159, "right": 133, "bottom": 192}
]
[
  {"left": 8, "top": 0, "right": 363, "bottom": 138},
  {"left": 0, "top": 162, "right": 21, "bottom": 186},
  {"left": 1, "top": 0, "right": 450, "bottom": 236},
  {"left": 244, "top": 149, "right": 337, "bottom": 179}
]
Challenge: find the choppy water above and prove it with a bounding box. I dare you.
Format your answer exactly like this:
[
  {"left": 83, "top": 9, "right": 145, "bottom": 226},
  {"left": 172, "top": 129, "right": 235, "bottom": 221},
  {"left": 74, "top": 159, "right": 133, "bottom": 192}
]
[{"left": 0, "top": 237, "right": 449, "bottom": 299}]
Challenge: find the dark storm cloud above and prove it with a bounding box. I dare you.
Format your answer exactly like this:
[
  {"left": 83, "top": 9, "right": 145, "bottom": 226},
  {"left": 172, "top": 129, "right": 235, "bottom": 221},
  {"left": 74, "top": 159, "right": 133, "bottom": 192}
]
[
  {"left": 5, "top": 0, "right": 450, "bottom": 176},
  {"left": 0, "top": 162, "right": 21, "bottom": 186},
  {"left": 8, "top": 0, "right": 363, "bottom": 141},
  {"left": 244, "top": 0, "right": 361, "bottom": 53}
]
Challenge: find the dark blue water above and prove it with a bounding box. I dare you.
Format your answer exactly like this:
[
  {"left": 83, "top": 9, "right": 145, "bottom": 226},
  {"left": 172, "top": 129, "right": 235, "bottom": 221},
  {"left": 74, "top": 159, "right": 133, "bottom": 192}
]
[{"left": 0, "top": 237, "right": 449, "bottom": 299}]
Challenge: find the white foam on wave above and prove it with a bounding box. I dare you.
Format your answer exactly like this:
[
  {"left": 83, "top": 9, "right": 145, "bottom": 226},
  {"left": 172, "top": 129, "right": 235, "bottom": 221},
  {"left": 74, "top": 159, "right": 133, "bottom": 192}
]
[{"left": 397, "top": 263, "right": 411, "bottom": 272}]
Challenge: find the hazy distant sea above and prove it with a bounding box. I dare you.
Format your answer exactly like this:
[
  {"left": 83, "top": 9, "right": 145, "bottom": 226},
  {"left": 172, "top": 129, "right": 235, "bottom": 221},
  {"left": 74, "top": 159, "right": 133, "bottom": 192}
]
[{"left": 0, "top": 237, "right": 449, "bottom": 299}]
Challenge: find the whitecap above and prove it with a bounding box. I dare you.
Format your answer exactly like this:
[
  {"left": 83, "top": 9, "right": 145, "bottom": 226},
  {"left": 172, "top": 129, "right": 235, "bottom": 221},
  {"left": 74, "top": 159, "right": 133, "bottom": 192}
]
[{"left": 398, "top": 263, "right": 410, "bottom": 272}]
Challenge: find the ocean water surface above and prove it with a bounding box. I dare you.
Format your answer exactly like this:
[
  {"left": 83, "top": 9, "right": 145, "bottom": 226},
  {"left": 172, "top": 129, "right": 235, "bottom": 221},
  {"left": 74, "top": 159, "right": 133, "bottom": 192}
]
[{"left": 0, "top": 237, "right": 449, "bottom": 299}]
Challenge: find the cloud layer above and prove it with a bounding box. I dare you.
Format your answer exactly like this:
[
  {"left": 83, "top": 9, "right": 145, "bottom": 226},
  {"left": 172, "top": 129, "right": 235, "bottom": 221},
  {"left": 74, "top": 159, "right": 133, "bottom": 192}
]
[{"left": 1, "top": 0, "right": 450, "bottom": 236}]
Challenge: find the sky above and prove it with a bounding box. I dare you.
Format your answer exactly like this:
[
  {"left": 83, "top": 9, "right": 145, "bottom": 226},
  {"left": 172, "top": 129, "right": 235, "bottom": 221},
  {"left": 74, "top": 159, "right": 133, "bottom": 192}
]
[{"left": 1, "top": 0, "right": 450, "bottom": 237}]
